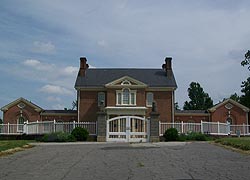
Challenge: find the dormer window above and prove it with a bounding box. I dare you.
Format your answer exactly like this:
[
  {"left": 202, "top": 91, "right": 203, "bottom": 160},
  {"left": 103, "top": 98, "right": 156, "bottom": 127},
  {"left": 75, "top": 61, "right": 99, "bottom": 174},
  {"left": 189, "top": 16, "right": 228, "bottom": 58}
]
[{"left": 116, "top": 88, "right": 136, "bottom": 106}]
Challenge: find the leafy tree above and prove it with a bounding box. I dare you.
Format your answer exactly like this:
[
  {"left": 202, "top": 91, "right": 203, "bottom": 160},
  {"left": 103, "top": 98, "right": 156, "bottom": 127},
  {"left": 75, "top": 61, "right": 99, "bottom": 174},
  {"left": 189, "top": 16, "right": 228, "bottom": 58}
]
[
  {"left": 183, "top": 82, "right": 213, "bottom": 110},
  {"left": 240, "top": 77, "right": 250, "bottom": 108},
  {"left": 229, "top": 93, "right": 240, "bottom": 102},
  {"left": 174, "top": 102, "right": 180, "bottom": 110},
  {"left": 241, "top": 50, "right": 250, "bottom": 70}
]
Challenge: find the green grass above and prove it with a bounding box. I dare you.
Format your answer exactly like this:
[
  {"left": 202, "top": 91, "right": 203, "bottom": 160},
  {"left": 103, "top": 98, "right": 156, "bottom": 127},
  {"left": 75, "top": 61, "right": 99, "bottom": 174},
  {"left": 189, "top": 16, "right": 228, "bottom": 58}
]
[
  {"left": 0, "top": 140, "right": 33, "bottom": 152},
  {"left": 215, "top": 137, "right": 250, "bottom": 151}
]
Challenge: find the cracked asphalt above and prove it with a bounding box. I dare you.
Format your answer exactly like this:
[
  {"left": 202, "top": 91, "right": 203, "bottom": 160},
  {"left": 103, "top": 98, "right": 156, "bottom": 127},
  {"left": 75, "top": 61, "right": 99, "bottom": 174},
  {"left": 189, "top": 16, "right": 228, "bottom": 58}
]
[{"left": 0, "top": 142, "right": 249, "bottom": 180}]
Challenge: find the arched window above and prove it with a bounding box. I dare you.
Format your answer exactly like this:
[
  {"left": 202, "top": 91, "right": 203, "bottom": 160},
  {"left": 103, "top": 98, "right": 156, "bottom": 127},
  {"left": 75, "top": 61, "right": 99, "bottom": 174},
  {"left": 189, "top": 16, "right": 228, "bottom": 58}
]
[
  {"left": 116, "top": 88, "right": 136, "bottom": 105},
  {"left": 123, "top": 89, "right": 130, "bottom": 104}
]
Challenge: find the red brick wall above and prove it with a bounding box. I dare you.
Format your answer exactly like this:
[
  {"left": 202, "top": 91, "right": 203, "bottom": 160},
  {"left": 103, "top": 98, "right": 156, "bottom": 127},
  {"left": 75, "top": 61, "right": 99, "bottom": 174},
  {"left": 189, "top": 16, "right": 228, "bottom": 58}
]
[
  {"left": 41, "top": 115, "right": 77, "bottom": 122},
  {"left": 78, "top": 89, "right": 174, "bottom": 123},
  {"left": 3, "top": 104, "right": 41, "bottom": 124},
  {"left": 79, "top": 91, "right": 99, "bottom": 122},
  {"left": 210, "top": 105, "right": 248, "bottom": 125},
  {"left": 175, "top": 114, "right": 209, "bottom": 123},
  {"left": 107, "top": 89, "right": 115, "bottom": 106},
  {"left": 152, "top": 91, "right": 173, "bottom": 122}
]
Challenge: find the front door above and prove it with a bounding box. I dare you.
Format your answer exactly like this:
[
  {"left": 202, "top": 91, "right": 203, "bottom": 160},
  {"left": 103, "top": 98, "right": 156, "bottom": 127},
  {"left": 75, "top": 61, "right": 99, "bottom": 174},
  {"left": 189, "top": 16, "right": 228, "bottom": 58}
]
[{"left": 106, "top": 116, "right": 149, "bottom": 142}]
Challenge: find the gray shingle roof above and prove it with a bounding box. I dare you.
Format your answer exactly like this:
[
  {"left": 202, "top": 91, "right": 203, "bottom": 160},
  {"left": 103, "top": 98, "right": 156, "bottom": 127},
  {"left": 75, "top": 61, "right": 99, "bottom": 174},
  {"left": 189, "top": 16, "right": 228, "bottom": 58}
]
[
  {"left": 175, "top": 110, "right": 208, "bottom": 114},
  {"left": 75, "top": 68, "right": 177, "bottom": 88},
  {"left": 41, "top": 110, "right": 77, "bottom": 115}
]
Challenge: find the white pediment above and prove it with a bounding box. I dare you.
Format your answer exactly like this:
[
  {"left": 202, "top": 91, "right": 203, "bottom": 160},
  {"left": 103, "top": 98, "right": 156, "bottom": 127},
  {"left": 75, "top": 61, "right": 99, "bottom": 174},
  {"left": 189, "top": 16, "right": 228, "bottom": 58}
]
[{"left": 105, "top": 76, "right": 147, "bottom": 88}]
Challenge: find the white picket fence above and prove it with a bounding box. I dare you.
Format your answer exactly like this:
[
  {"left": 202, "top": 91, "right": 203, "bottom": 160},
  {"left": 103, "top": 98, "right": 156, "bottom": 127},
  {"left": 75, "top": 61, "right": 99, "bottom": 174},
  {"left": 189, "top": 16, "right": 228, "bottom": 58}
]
[
  {"left": 159, "top": 121, "right": 250, "bottom": 136},
  {"left": 0, "top": 120, "right": 97, "bottom": 135}
]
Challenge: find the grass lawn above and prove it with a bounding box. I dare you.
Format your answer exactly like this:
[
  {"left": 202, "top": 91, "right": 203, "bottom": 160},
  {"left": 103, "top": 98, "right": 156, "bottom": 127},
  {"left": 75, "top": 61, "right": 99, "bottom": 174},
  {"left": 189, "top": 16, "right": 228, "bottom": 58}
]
[
  {"left": 0, "top": 140, "right": 33, "bottom": 152},
  {"left": 215, "top": 137, "right": 250, "bottom": 151}
]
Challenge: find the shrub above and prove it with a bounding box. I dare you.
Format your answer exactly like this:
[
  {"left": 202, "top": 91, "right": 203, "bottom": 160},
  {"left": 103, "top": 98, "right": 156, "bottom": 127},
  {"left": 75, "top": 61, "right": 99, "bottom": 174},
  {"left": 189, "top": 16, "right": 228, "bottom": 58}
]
[
  {"left": 186, "top": 132, "right": 207, "bottom": 141},
  {"left": 71, "top": 127, "right": 89, "bottom": 141},
  {"left": 41, "top": 132, "right": 76, "bottom": 142},
  {"left": 164, "top": 128, "right": 179, "bottom": 141}
]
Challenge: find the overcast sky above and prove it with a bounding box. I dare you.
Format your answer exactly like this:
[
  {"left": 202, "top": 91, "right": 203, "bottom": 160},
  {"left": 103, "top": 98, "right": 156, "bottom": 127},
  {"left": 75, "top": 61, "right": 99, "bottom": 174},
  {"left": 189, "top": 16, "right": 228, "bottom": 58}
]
[{"left": 0, "top": 0, "right": 250, "bottom": 118}]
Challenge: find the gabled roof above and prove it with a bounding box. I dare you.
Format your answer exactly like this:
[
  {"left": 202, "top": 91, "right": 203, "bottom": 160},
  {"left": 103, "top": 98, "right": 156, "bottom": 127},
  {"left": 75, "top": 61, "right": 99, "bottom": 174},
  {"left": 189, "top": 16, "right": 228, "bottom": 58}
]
[
  {"left": 75, "top": 68, "right": 177, "bottom": 89},
  {"left": 1, "top": 97, "right": 43, "bottom": 112},
  {"left": 41, "top": 110, "right": 77, "bottom": 116},
  {"left": 208, "top": 99, "right": 250, "bottom": 112},
  {"left": 175, "top": 110, "right": 209, "bottom": 116},
  {"left": 105, "top": 76, "right": 147, "bottom": 88}
]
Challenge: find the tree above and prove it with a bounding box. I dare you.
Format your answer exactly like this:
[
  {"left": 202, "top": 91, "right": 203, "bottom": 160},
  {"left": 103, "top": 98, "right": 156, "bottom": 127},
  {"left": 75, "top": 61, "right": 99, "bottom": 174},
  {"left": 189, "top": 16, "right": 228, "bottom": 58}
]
[
  {"left": 174, "top": 102, "right": 180, "bottom": 110},
  {"left": 183, "top": 82, "right": 213, "bottom": 110},
  {"left": 241, "top": 50, "right": 250, "bottom": 70},
  {"left": 240, "top": 77, "right": 250, "bottom": 108},
  {"left": 229, "top": 93, "right": 240, "bottom": 102},
  {"left": 0, "top": 118, "right": 2, "bottom": 124}
]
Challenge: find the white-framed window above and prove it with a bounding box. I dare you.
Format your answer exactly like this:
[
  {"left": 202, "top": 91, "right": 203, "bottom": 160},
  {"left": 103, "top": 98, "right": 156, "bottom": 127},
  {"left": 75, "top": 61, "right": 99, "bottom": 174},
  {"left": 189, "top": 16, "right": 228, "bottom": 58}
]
[
  {"left": 98, "top": 92, "right": 105, "bottom": 107},
  {"left": 17, "top": 116, "right": 25, "bottom": 132},
  {"left": 116, "top": 88, "right": 136, "bottom": 106},
  {"left": 146, "top": 92, "right": 154, "bottom": 107}
]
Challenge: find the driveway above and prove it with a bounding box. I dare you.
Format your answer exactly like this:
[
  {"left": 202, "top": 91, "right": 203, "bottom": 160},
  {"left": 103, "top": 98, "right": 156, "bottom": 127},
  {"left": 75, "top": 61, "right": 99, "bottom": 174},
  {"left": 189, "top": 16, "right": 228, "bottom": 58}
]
[{"left": 0, "top": 142, "right": 249, "bottom": 180}]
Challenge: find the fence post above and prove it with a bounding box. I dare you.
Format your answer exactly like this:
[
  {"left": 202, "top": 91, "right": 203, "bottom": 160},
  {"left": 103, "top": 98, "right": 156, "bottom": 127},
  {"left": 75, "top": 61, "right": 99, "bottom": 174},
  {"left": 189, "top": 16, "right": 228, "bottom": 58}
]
[
  {"left": 26, "top": 120, "right": 29, "bottom": 134},
  {"left": 23, "top": 121, "right": 26, "bottom": 134},
  {"left": 159, "top": 121, "right": 161, "bottom": 136},
  {"left": 243, "top": 123, "right": 245, "bottom": 136},
  {"left": 217, "top": 121, "right": 220, "bottom": 135},
  {"left": 201, "top": 120, "right": 203, "bottom": 134},
  {"left": 53, "top": 119, "right": 56, "bottom": 132},
  {"left": 181, "top": 121, "right": 184, "bottom": 134},
  {"left": 36, "top": 120, "right": 39, "bottom": 134},
  {"left": 73, "top": 120, "right": 76, "bottom": 129},
  {"left": 8, "top": 122, "right": 10, "bottom": 134}
]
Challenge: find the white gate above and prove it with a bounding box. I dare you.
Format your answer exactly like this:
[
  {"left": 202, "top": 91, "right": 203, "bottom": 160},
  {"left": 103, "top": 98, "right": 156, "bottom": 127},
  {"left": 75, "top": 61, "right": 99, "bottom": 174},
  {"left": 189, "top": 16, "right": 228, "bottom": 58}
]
[{"left": 107, "top": 116, "right": 149, "bottom": 142}]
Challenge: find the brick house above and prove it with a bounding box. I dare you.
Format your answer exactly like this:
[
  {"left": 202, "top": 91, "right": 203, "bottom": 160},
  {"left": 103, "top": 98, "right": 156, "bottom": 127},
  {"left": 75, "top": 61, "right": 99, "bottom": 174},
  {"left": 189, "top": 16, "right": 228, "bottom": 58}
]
[
  {"left": 1, "top": 97, "right": 77, "bottom": 124},
  {"left": 175, "top": 99, "right": 249, "bottom": 125},
  {"left": 75, "top": 57, "right": 177, "bottom": 123},
  {"left": 1, "top": 56, "right": 249, "bottom": 140}
]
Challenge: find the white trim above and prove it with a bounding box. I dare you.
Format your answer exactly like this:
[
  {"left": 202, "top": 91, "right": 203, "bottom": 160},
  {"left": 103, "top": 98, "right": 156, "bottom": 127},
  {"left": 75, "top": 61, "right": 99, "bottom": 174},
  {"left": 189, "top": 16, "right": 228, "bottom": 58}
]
[
  {"left": 106, "top": 106, "right": 147, "bottom": 110},
  {"left": 116, "top": 88, "right": 137, "bottom": 106},
  {"left": 172, "top": 91, "right": 175, "bottom": 123},
  {"left": 105, "top": 106, "right": 147, "bottom": 116},
  {"left": 105, "top": 76, "right": 147, "bottom": 88},
  {"left": 77, "top": 90, "right": 80, "bottom": 122}
]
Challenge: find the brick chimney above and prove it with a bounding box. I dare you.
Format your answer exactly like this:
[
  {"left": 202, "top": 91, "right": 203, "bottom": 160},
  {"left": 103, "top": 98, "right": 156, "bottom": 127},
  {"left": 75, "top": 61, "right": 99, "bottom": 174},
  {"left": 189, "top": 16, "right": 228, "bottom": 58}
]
[
  {"left": 79, "top": 57, "right": 89, "bottom": 76},
  {"left": 162, "top": 57, "right": 172, "bottom": 77}
]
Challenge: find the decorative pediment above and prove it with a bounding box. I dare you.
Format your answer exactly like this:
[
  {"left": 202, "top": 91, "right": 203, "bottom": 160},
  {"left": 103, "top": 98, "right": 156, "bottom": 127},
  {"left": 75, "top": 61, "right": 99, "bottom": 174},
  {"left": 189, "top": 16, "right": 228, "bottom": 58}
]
[
  {"left": 208, "top": 99, "right": 249, "bottom": 113},
  {"left": 105, "top": 76, "right": 147, "bottom": 88},
  {"left": 0, "top": 97, "right": 43, "bottom": 113}
]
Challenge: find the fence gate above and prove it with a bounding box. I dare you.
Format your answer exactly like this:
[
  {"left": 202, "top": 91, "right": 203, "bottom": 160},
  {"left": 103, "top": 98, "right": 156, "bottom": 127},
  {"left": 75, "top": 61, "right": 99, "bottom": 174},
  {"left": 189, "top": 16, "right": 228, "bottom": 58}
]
[{"left": 107, "top": 116, "right": 149, "bottom": 142}]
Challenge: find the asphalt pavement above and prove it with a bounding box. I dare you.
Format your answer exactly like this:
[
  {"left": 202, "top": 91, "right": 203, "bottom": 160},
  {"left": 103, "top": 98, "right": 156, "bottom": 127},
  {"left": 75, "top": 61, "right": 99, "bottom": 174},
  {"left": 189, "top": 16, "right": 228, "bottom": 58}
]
[{"left": 0, "top": 142, "right": 249, "bottom": 180}]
